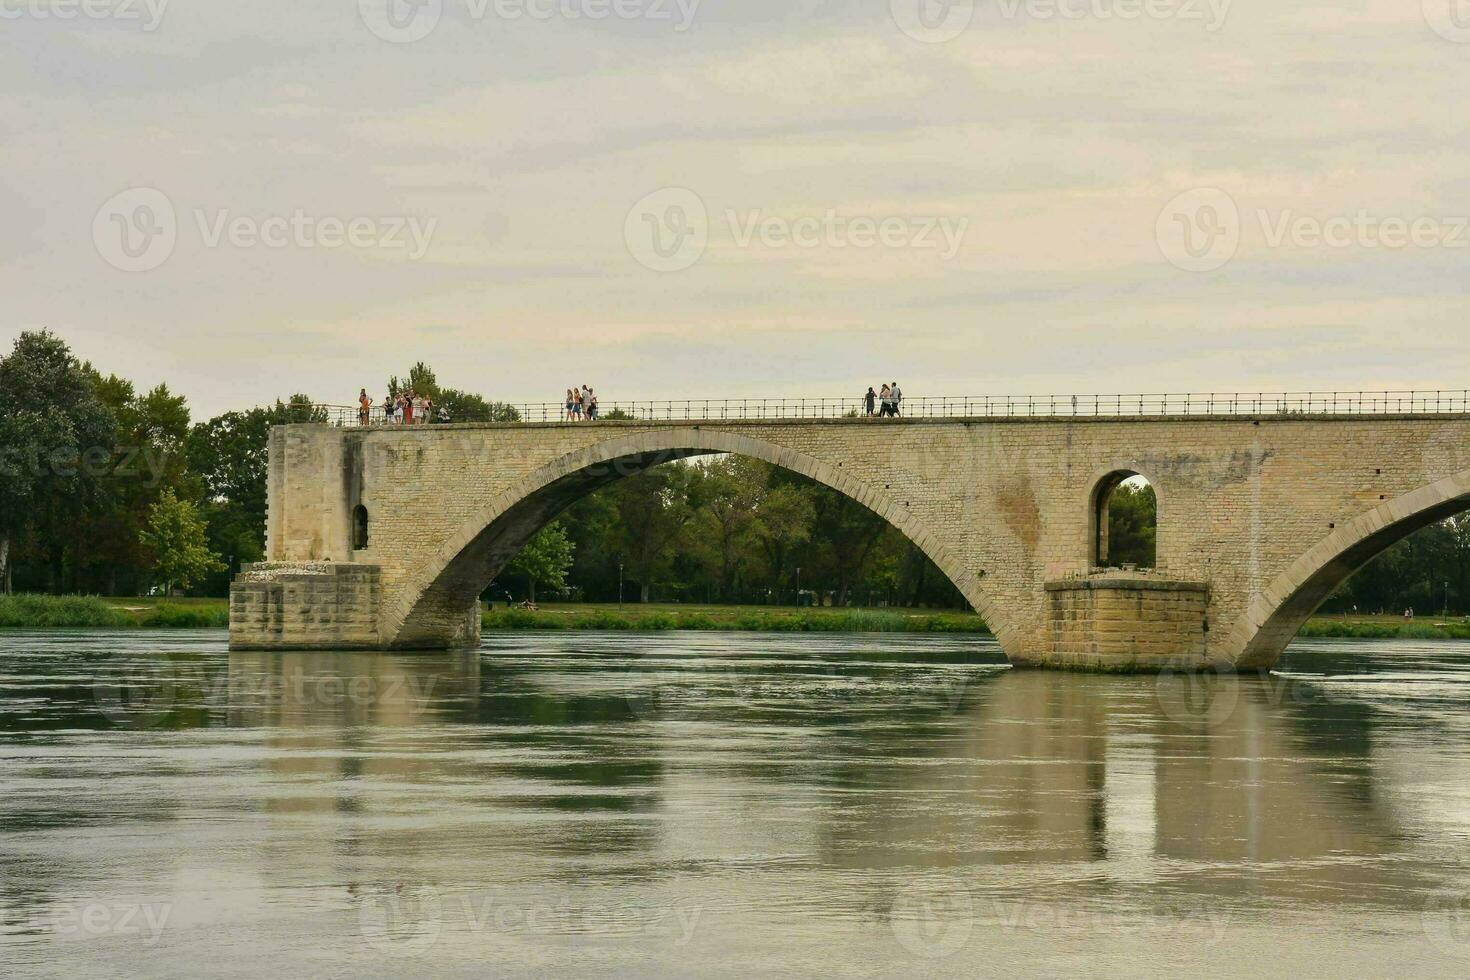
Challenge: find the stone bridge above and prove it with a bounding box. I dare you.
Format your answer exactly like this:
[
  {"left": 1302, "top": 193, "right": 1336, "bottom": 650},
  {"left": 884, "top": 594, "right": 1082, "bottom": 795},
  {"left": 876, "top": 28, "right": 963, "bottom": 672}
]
[{"left": 229, "top": 414, "right": 1470, "bottom": 670}]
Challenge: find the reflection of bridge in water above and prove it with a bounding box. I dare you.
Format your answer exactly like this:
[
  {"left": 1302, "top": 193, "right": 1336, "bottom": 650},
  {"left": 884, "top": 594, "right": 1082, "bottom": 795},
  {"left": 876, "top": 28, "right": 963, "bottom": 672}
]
[
  {"left": 219, "top": 643, "right": 1444, "bottom": 913},
  {"left": 233, "top": 396, "right": 1470, "bottom": 670}
]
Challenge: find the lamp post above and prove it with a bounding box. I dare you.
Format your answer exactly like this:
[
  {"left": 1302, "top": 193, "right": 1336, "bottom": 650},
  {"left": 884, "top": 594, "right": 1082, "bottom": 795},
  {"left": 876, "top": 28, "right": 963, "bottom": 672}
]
[
  {"left": 795, "top": 566, "right": 801, "bottom": 608},
  {"left": 618, "top": 559, "right": 625, "bottom": 610}
]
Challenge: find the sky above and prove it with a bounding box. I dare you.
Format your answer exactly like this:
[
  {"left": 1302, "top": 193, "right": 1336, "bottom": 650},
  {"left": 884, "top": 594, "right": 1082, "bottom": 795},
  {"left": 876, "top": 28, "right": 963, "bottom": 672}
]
[{"left": 1, "top": 0, "right": 1467, "bottom": 418}]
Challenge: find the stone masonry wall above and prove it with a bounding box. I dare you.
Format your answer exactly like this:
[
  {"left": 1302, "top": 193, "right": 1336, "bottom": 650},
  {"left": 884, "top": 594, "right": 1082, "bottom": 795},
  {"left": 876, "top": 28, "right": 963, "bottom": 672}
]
[
  {"left": 241, "top": 414, "right": 1470, "bottom": 666},
  {"left": 1047, "top": 575, "right": 1209, "bottom": 671},
  {"left": 230, "top": 562, "right": 381, "bottom": 650}
]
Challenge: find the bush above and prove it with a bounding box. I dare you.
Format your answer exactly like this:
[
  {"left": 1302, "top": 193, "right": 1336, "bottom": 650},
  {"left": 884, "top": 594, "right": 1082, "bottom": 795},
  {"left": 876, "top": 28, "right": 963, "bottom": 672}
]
[
  {"left": 482, "top": 608, "right": 559, "bottom": 630},
  {"left": 137, "top": 604, "right": 230, "bottom": 628},
  {"left": 0, "top": 594, "right": 130, "bottom": 628},
  {"left": 1398, "top": 622, "right": 1444, "bottom": 640}
]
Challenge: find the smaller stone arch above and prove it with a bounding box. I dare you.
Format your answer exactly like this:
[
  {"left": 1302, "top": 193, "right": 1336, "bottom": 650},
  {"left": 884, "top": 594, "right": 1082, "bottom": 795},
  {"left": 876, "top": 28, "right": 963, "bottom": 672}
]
[{"left": 1087, "top": 468, "right": 1158, "bottom": 570}]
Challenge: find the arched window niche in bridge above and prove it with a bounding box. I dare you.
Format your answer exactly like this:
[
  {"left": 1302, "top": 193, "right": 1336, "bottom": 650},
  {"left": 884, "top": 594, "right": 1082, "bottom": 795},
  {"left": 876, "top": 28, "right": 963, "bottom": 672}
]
[
  {"left": 352, "top": 505, "right": 370, "bottom": 551},
  {"left": 1090, "top": 471, "right": 1156, "bottom": 571}
]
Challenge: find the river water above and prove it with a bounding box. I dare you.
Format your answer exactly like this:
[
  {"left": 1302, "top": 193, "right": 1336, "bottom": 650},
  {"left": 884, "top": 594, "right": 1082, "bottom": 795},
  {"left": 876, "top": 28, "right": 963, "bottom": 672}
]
[{"left": 0, "top": 630, "right": 1467, "bottom": 978}]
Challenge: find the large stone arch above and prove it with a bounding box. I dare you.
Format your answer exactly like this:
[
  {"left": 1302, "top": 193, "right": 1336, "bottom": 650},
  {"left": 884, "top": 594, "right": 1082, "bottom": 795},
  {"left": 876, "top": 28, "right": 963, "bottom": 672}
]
[
  {"left": 381, "top": 428, "right": 1012, "bottom": 652},
  {"left": 1225, "top": 466, "right": 1470, "bottom": 668}
]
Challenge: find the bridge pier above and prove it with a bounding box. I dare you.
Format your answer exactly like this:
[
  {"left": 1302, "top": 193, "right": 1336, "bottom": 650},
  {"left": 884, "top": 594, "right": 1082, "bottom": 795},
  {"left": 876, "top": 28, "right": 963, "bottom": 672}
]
[
  {"left": 229, "top": 562, "right": 385, "bottom": 651},
  {"left": 1038, "top": 574, "right": 1210, "bottom": 671}
]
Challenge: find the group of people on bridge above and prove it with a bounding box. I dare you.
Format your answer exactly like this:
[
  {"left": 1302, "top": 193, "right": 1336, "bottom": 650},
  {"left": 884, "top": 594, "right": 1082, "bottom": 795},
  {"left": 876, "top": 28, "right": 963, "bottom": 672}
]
[
  {"left": 359, "top": 388, "right": 446, "bottom": 426},
  {"left": 565, "top": 385, "right": 600, "bottom": 421},
  {"left": 863, "top": 382, "right": 904, "bottom": 417}
]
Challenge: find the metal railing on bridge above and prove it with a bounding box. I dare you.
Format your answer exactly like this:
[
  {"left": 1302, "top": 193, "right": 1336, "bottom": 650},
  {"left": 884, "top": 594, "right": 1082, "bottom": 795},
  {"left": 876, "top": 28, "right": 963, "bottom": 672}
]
[{"left": 295, "top": 390, "right": 1470, "bottom": 428}]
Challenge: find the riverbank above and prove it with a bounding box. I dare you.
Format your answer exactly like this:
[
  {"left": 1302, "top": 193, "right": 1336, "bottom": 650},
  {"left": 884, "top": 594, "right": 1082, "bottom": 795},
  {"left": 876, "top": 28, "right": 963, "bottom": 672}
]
[
  {"left": 481, "top": 602, "right": 988, "bottom": 633},
  {"left": 0, "top": 595, "right": 229, "bottom": 629},
  {"left": 1296, "top": 613, "right": 1470, "bottom": 640},
  {"left": 3, "top": 594, "right": 1470, "bottom": 640},
  {"left": 0, "top": 595, "right": 985, "bottom": 633}
]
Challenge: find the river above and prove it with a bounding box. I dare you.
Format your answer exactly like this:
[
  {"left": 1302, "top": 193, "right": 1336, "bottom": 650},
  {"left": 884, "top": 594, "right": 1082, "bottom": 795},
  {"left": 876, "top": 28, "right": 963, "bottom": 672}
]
[{"left": 0, "top": 630, "right": 1467, "bottom": 978}]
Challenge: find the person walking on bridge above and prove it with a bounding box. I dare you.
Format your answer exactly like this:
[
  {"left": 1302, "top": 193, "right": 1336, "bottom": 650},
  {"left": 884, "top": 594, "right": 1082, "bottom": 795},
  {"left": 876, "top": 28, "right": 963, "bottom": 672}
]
[
  {"left": 878, "top": 384, "right": 893, "bottom": 417},
  {"left": 864, "top": 387, "right": 876, "bottom": 416},
  {"left": 890, "top": 381, "right": 903, "bottom": 417},
  {"left": 358, "top": 389, "right": 371, "bottom": 426}
]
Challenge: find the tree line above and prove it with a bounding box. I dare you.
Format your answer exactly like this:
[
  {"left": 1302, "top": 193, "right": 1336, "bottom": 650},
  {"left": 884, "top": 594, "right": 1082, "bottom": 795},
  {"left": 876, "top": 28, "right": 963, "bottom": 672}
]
[
  {"left": 0, "top": 330, "right": 964, "bottom": 606},
  {"left": 2, "top": 329, "right": 1466, "bottom": 615}
]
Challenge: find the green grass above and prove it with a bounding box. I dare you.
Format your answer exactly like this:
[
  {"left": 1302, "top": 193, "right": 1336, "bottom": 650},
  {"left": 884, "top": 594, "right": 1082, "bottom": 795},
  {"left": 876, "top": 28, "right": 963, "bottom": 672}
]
[
  {"left": 481, "top": 602, "right": 990, "bottom": 634},
  {"left": 6, "top": 594, "right": 1470, "bottom": 642},
  {"left": 0, "top": 594, "right": 229, "bottom": 629},
  {"left": 0, "top": 594, "right": 132, "bottom": 628},
  {"left": 1295, "top": 614, "right": 1470, "bottom": 640}
]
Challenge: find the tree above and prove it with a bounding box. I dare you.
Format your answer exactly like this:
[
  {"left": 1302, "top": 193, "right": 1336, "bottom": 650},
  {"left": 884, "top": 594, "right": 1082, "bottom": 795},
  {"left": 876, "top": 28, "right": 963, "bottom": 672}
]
[
  {"left": 1105, "top": 481, "right": 1157, "bottom": 568},
  {"left": 80, "top": 375, "right": 197, "bottom": 594},
  {"left": 436, "top": 389, "right": 521, "bottom": 423},
  {"left": 0, "top": 412, "right": 74, "bottom": 593},
  {"left": 800, "top": 481, "right": 889, "bottom": 606},
  {"left": 387, "top": 362, "right": 520, "bottom": 422},
  {"left": 140, "top": 490, "right": 225, "bottom": 595},
  {"left": 613, "top": 467, "right": 693, "bottom": 602},
  {"left": 0, "top": 331, "right": 116, "bottom": 593},
  {"left": 751, "top": 481, "right": 815, "bottom": 601},
  {"left": 687, "top": 457, "right": 766, "bottom": 601},
  {"left": 506, "top": 522, "right": 574, "bottom": 603}
]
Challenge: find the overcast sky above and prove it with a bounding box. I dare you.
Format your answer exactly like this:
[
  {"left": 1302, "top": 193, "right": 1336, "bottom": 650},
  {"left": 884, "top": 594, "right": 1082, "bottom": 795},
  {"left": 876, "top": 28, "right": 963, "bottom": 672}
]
[{"left": 1, "top": 0, "right": 1467, "bottom": 417}]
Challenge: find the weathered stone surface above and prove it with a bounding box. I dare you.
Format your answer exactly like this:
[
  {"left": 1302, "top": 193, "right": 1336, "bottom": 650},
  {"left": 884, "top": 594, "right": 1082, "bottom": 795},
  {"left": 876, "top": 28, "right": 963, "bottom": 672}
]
[
  {"left": 229, "top": 561, "right": 382, "bottom": 650},
  {"left": 229, "top": 414, "right": 1470, "bottom": 669},
  {"left": 1046, "top": 574, "right": 1210, "bottom": 671}
]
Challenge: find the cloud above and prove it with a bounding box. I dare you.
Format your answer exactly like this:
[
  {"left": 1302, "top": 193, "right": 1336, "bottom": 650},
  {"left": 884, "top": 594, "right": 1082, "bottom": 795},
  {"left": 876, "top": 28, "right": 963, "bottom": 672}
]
[{"left": 0, "top": 0, "right": 1466, "bottom": 416}]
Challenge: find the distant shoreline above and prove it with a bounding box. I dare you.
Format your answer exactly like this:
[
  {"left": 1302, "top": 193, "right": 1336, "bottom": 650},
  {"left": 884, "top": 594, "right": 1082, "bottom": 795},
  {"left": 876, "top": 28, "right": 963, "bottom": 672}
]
[{"left": 1, "top": 595, "right": 1467, "bottom": 640}]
